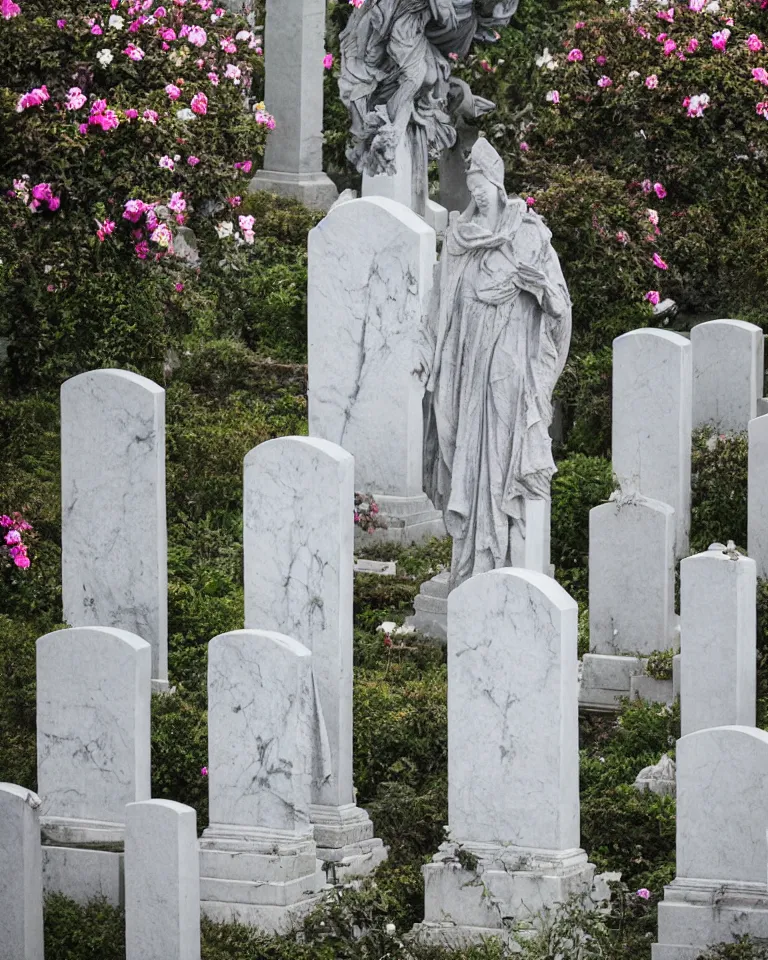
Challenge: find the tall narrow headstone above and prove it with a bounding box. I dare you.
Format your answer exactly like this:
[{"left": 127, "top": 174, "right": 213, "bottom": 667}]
[
  {"left": 581, "top": 494, "right": 678, "bottom": 710},
  {"left": 680, "top": 545, "right": 756, "bottom": 737},
  {"left": 692, "top": 319, "right": 764, "bottom": 433},
  {"left": 748, "top": 413, "right": 768, "bottom": 578},
  {"left": 61, "top": 369, "right": 168, "bottom": 691},
  {"left": 653, "top": 727, "right": 768, "bottom": 958},
  {"left": 199, "top": 630, "right": 326, "bottom": 931},
  {"left": 0, "top": 784, "right": 44, "bottom": 960},
  {"left": 416, "top": 569, "right": 594, "bottom": 944},
  {"left": 244, "top": 436, "right": 385, "bottom": 877},
  {"left": 249, "top": 0, "right": 338, "bottom": 210},
  {"left": 308, "top": 196, "right": 443, "bottom": 543},
  {"left": 37, "top": 626, "right": 151, "bottom": 906},
  {"left": 612, "top": 329, "right": 692, "bottom": 557},
  {"left": 126, "top": 800, "right": 201, "bottom": 960}
]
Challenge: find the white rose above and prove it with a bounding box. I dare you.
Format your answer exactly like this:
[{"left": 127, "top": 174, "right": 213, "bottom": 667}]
[
  {"left": 215, "top": 221, "right": 234, "bottom": 239},
  {"left": 97, "top": 48, "right": 114, "bottom": 66},
  {"left": 108, "top": 14, "right": 124, "bottom": 29}
]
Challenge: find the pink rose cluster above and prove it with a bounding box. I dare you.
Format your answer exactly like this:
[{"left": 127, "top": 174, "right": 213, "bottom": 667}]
[
  {"left": 1, "top": 0, "right": 21, "bottom": 18},
  {"left": 1, "top": 513, "right": 32, "bottom": 569}
]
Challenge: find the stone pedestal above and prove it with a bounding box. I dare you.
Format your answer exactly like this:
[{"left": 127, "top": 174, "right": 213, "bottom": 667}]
[
  {"left": 0, "top": 783, "right": 44, "bottom": 960},
  {"left": 41, "top": 818, "right": 125, "bottom": 906},
  {"left": 199, "top": 826, "right": 326, "bottom": 933},
  {"left": 406, "top": 571, "right": 450, "bottom": 641},
  {"left": 310, "top": 804, "right": 387, "bottom": 881},
  {"left": 416, "top": 843, "right": 594, "bottom": 946},
  {"left": 248, "top": 0, "right": 338, "bottom": 212},
  {"left": 580, "top": 654, "right": 677, "bottom": 711},
  {"left": 354, "top": 493, "right": 444, "bottom": 547}
]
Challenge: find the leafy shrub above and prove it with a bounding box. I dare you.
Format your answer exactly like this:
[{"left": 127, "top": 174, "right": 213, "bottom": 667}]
[
  {"left": 45, "top": 895, "right": 125, "bottom": 960},
  {"left": 690, "top": 428, "right": 749, "bottom": 553}
]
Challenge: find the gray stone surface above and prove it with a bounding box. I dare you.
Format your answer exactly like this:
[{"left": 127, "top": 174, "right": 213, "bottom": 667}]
[
  {"left": 308, "top": 197, "right": 443, "bottom": 544},
  {"left": 61, "top": 369, "right": 168, "bottom": 689},
  {"left": 653, "top": 726, "right": 768, "bottom": 959},
  {"left": 634, "top": 754, "right": 676, "bottom": 797},
  {"left": 126, "top": 800, "right": 200, "bottom": 960},
  {"left": 249, "top": 0, "right": 338, "bottom": 210},
  {"left": 418, "top": 568, "right": 593, "bottom": 943},
  {"left": 580, "top": 654, "right": 644, "bottom": 711},
  {"left": 244, "top": 437, "right": 385, "bottom": 876},
  {"left": 748, "top": 413, "right": 768, "bottom": 578},
  {"left": 691, "top": 319, "right": 763, "bottom": 433},
  {"left": 589, "top": 494, "right": 677, "bottom": 656},
  {"left": 0, "top": 783, "right": 43, "bottom": 960},
  {"left": 612, "top": 329, "right": 692, "bottom": 558},
  {"left": 200, "top": 629, "right": 326, "bottom": 930},
  {"left": 422, "top": 139, "right": 570, "bottom": 590},
  {"left": 36, "top": 626, "right": 151, "bottom": 904},
  {"left": 680, "top": 545, "right": 756, "bottom": 737}
]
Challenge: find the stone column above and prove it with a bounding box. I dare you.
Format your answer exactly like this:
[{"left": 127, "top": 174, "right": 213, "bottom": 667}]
[
  {"left": 61, "top": 369, "right": 168, "bottom": 691},
  {"left": 249, "top": 0, "right": 338, "bottom": 211},
  {"left": 199, "top": 629, "right": 326, "bottom": 931},
  {"left": 612, "top": 329, "right": 692, "bottom": 558},
  {"left": 126, "top": 800, "right": 201, "bottom": 960},
  {"left": 748, "top": 413, "right": 768, "bottom": 578},
  {"left": 36, "top": 626, "right": 151, "bottom": 906},
  {"left": 581, "top": 493, "right": 678, "bottom": 710},
  {"left": 680, "top": 545, "right": 756, "bottom": 737},
  {"left": 244, "top": 436, "right": 385, "bottom": 878},
  {"left": 416, "top": 568, "right": 594, "bottom": 945},
  {"left": 692, "top": 319, "right": 764, "bottom": 433},
  {"left": 308, "top": 196, "right": 443, "bottom": 543},
  {"left": 653, "top": 727, "right": 768, "bottom": 958},
  {"left": 0, "top": 783, "right": 44, "bottom": 960}
]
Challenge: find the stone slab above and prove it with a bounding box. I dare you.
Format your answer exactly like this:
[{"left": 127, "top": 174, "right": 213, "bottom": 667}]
[
  {"left": 691, "top": 319, "right": 763, "bottom": 433},
  {"left": 0, "top": 783, "right": 44, "bottom": 960},
  {"left": 42, "top": 846, "right": 124, "bottom": 906}
]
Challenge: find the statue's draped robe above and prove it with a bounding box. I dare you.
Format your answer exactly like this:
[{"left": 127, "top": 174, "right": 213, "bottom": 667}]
[{"left": 423, "top": 198, "right": 571, "bottom": 586}]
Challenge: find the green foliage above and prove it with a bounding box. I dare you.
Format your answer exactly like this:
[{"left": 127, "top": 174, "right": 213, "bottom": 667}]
[
  {"left": 697, "top": 939, "right": 768, "bottom": 960},
  {"left": 645, "top": 649, "right": 675, "bottom": 681},
  {"left": 44, "top": 895, "right": 126, "bottom": 960},
  {"left": 690, "top": 428, "right": 749, "bottom": 553}
]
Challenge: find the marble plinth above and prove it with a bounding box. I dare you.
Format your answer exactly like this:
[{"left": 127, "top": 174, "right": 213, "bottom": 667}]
[
  {"left": 415, "top": 842, "right": 594, "bottom": 945},
  {"left": 249, "top": 170, "right": 338, "bottom": 212},
  {"left": 354, "top": 494, "right": 444, "bottom": 546},
  {"left": 310, "top": 803, "right": 387, "bottom": 880},
  {"left": 579, "top": 653, "right": 677, "bottom": 711},
  {"left": 405, "top": 571, "right": 450, "bottom": 640}
]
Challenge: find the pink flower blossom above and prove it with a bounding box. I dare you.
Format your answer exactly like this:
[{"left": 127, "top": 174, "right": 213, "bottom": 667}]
[
  {"left": 5, "top": 530, "right": 21, "bottom": 545},
  {"left": 757, "top": 101, "right": 768, "bottom": 117},
  {"left": 123, "top": 43, "right": 145, "bottom": 60},
  {"left": 91, "top": 23, "right": 103, "bottom": 35},
  {"left": 1, "top": 0, "right": 21, "bottom": 18},
  {"left": 323, "top": 52, "right": 334, "bottom": 69},
  {"left": 187, "top": 155, "right": 200, "bottom": 165},
  {"left": 641, "top": 179, "right": 652, "bottom": 194},
  {"left": 123, "top": 198, "right": 147, "bottom": 222},
  {"left": 525, "top": 196, "right": 536, "bottom": 206},
  {"left": 567, "top": 48, "right": 583, "bottom": 61},
  {"left": 56, "top": 18, "right": 66, "bottom": 27},
  {"left": 616, "top": 230, "right": 630, "bottom": 244},
  {"left": 597, "top": 75, "right": 613, "bottom": 88},
  {"left": 663, "top": 39, "right": 677, "bottom": 56},
  {"left": 653, "top": 252, "right": 668, "bottom": 269},
  {"left": 125, "top": 108, "right": 139, "bottom": 120},
  {"left": 574, "top": 20, "right": 585, "bottom": 28},
  {"left": 165, "top": 83, "right": 181, "bottom": 100},
  {"left": 595, "top": 54, "right": 607, "bottom": 65},
  {"left": 657, "top": 6, "right": 674, "bottom": 21},
  {"left": 15, "top": 555, "right": 30, "bottom": 569},
  {"left": 134, "top": 240, "right": 150, "bottom": 259},
  {"left": 207, "top": 72, "right": 220, "bottom": 85},
  {"left": 686, "top": 92, "right": 710, "bottom": 117},
  {"left": 175, "top": 282, "right": 184, "bottom": 292},
  {"left": 654, "top": 182, "right": 667, "bottom": 199},
  {"left": 220, "top": 35, "right": 236, "bottom": 53},
  {"left": 190, "top": 91, "right": 208, "bottom": 115},
  {"left": 687, "top": 37, "right": 699, "bottom": 52},
  {"left": 637, "top": 888, "right": 651, "bottom": 900},
  {"left": 747, "top": 34, "right": 764, "bottom": 52},
  {"left": 656, "top": 33, "right": 668, "bottom": 42},
  {"left": 65, "top": 87, "right": 87, "bottom": 110},
  {"left": 645, "top": 74, "right": 659, "bottom": 89},
  {"left": 141, "top": 109, "right": 159, "bottom": 124},
  {"left": 519, "top": 141, "right": 530, "bottom": 152},
  {"left": 546, "top": 89, "right": 560, "bottom": 104},
  {"left": 187, "top": 24, "right": 207, "bottom": 46},
  {"left": 16, "top": 85, "right": 49, "bottom": 113},
  {"left": 96, "top": 218, "right": 116, "bottom": 241},
  {"left": 637, "top": 27, "right": 650, "bottom": 38},
  {"left": 201, "top": 766, "right": 208, "bottom": 777},
  {"left": 711, "top": 29, "right": 730, "bottom": 51},
  {"left": 753, "top": 67, "right": 768, "bottom": 86},
  {"left": 159, "top": 155, "right": 175, "bottom": 170}
]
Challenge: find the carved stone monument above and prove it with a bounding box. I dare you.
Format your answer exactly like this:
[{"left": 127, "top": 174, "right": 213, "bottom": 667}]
[
  {"left": 339, "top": 1, "right": 518, "bottom": 216},
  {"left": 408, "top": 137, "right": 571, "bottom": 638}
]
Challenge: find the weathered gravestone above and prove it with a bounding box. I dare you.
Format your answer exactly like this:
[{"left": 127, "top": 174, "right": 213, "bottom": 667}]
[
  {"left": 244, "top": 436, "right": 385, "bottom": 877},
  {"left": 199, "top": 629, "right": 326, "bottom": 931},
  {"left": 581, "top": 493, "right": 677, "bottom": 710},
  {"left": 61, "top": 369, "right": 168, "bottom": 691},
  {"left": 307, "top": 196, "right": 443, "bottom": 543},
  {"left": 249, "top": 0, "right": 338, "bottom": 210},
  {"left": 653, "top": 726, "right": 768, "bottom": 958},
  {"left": 680, "top": 545, "right": 756, "bottom": 737},
  {"left": 691, "top": 319, "right": 763, "bottom": 433},
  {"left": 126, "top": 800, "right": 201, "bottom": 960},
  {"left": 0, "top": 783, "right": 44, "bottom": 960},
  {"left": 612, "top": 329, "right": 692, "bottom": 558},
  {"left": 37, "top": 626, "right": 151, "bottom": 905},
  {"left": 748, "top": 413, "right": 768, "bottom": 578},
  {"left": 416, "top": 569, "right": 594, "bottom": 945}
]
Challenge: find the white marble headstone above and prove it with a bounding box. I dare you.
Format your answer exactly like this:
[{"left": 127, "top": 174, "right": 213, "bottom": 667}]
[
  {"left": 0, "top": 783, "right": 44, "bottom": 960},
  {"left": 612, "top": 329, "right": 692, "bottom": 557},
  {"left": 307, "top": 196, "right": 439, "bottom": 537},
  {"left": 680, "top": 547, "right": 756, "bottom": 737},
  {"left": 748, "top": 413, "right": 768, "bottom": 579},
  {"left": 61, "top": 369, "right": 168, "bottom": 688},
  {"left": 692, "top": 319, "right": 764, "bottom": 433},
  {"left": 125, "top": 800, "right": 201, "bottom": 960},
  {"left": 36, "top": 626, "right": 151, "bottom": 826},
  {"left": 447, "top": 568, "right": 580, "bottom": 849}
]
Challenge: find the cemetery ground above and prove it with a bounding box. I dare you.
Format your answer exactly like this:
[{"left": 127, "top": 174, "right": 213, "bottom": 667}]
[{"left": 1, "top": 331, "right": 766, "bottom": 960}]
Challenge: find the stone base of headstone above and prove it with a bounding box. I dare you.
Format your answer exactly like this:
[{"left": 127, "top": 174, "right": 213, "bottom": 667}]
[
  {"left": 414, "top": 841, "right": 595, "bottom": 946},
  {"left": 199, "top": 824, "right": 327, "bottom": 934},
  {"left": 425, "top": 199, "right": 448, "bottom": 238},
  {"left": 311, "top": 803, "right": 388, "bottom": 882},
  {"left": 653, "top": 879, "right": 768, "bottom": 959},
  {"left": 151, "top": 678, "right": 170, "bottom": 695},
  {"left": 405, "top": 571, "right": 451, "bottom": 641},
  {"left": 249, "top": 170, "right": 339, "bottom": 212},
  {"left": 42, "top": 819, "right": 126, "bottom": 906},
  {"left": 356, "top": 494, "right": 445, "bottom": 547},
  {"left": 579, "top": 653, "right": 677, "bottom": 711}
]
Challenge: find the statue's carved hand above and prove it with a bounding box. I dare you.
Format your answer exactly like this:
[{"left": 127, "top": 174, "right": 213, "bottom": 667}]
[{"left": 412, "top": 359, "right": 430, "bottom": 384}]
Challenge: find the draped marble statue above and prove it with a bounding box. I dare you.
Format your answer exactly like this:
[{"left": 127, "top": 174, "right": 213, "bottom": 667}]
[
  {"left": 420, "top": 138, "right": 571, "bottom": 589},
  {"left": 339, "top": 0, "right": 518, "bottom": 215}
]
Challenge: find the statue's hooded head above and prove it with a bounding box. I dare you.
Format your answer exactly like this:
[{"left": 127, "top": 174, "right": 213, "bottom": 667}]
[{"left": 466, "top": 137, "right": 507, "bottom": 208}]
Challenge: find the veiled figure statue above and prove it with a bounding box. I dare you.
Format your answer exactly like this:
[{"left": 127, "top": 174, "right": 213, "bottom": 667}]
[
  {"left": 421, "top": 138, "right": 571, "bottom": 589},
  {"left": 339, "top": 0, "right": 518, "bottom": 214}
]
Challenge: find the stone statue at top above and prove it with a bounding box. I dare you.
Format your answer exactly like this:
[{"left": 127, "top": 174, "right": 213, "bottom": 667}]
[
  {"left": 419, "top": 138, "right": 571, "bottom": 589},
  {"left": 339, "top": 0, "right": 518, "bottom": 215}
]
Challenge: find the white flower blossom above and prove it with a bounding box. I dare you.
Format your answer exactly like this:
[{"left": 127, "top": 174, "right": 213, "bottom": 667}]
[
  {"left": 215, "top": 221, "right": 234, "bottom": 239},
  {"left": 97, "top": 48, "right": 114, "bottom": 67}
]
